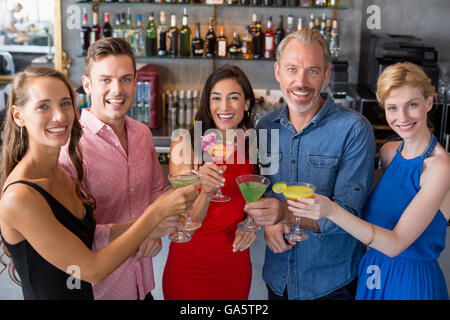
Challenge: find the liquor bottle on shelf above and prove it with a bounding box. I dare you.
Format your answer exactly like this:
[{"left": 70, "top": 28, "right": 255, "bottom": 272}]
[
  {"left": 227, "top": 0, "right": 239, "bottom": 5},
  {"left": 90, "top": 11, "right": 102, "bottom": 45},
  {"left": 274, "top": 15, "right": 285, "bottom": 53},
  {"left": 134, "top": 15, "right": 146, "bottom": 57},
  {"left": 297, "top": 17, "right": 303, "bottom": 31},
  {"left": 252, "top": 20, "right": 263, "bottom": 59},
  {"left": 205, "top": 17, "right": 217, "bottom": 57},
  {"left": 308, "top": 13, "right": 315, "bottom": 30},
  {"left": 320, "top": 20, "right": 328, "bottom": 42},
  {"left": 112, "top": 13, "right": 122, "bottom": 38},
  {"left": 191, "top": 23, "right": 205, "bottom": 57},
  {"left": 168, "top": 14, "right": 179, "bottom": 57},
  {"left": 250, "top": 13, "right": 257, "bottom": 34},
  {"left": 275, "top": 0, "right": 286, "bottom": 5},
  {"left": 326, "top": 18, "right": 332, "bottom": 43},
  {"left": 263, "top": 0, "right": 273, "bottom": 6},
  {"left": 241, "top": 25, "right": 253, "bottom": 60},
  {"left": 178, "top": 90, "right": 186, "bottom": 128},
  {"left": 179, "top": 8, "right": 191, "bottom": 57},
  {"left": 329, "top": 19, "right": 340, "bottom": 60},
  {"left": 126, "top": 10, "right": 135, "bottom": 50},
  {"left": 264, "top": 16, "right": 275, "bottom": 59},
  {"left": 327, "top": 0, "right": 339, "bottom": 7},
  {"left": 288, "top": 0, "right": 299, "bottom": 6},
  {"left": 103, "top": 13, "right": 112, "bottom": 38},
  {"left": 300, "top": 0, "right": 312, "bottom": 6},
  {"left": 80, "top": 8, "right": 91, "bottom": 56},
  {"left": 228, "top": 32, "right": 242, "bottom": 58},
  {"left": 157, "top": 11, "right": 169, "bottom": 56},
  {"left": 120, "top": 12, "right": 127, "bottom": 39},
  {"left": 145, "top": 13, "right": 157, "bottom": 56},
  {"left": 286, "top": 14, "right": 294, "bottom": 35},
  {"left": 314, "top": 0, "right": 327, "bottom": 6},
  {"left": 217, "top": 26, "right": 228, "bottom": 58},
  {"left": 241, "top": 0, "right": 250, "bottom": 5},
  {"left": 314, "top": 16, "right": 321, "bottom": 32}
]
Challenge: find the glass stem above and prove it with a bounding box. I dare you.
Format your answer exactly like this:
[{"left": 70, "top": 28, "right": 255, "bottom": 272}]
[{"left": 294, "top": 217, "right": 301, "bottom": 233}]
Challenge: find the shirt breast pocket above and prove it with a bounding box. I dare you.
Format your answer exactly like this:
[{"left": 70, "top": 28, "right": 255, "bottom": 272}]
[{"left": 307, "top": 154, "right": 339, "bottom": 194}]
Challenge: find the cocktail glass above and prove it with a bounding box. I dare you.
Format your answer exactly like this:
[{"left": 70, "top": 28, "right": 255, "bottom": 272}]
[
  {"left": 283, "top": 182, "right": 316, "bottom": 242},
  {"left": 236, "top": 174, "right": 271, "bottom": 232},
  {"left": 205, "top": 139, "right": 236, "bottom": 202},
  {"left": 167, "top": 169, "right": 203, "bottom": 243}
]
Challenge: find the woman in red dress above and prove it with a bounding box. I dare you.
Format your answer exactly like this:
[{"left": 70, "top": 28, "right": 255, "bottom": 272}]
[{"left": 163, "top": 65, "right": 258, "bottom": 300}]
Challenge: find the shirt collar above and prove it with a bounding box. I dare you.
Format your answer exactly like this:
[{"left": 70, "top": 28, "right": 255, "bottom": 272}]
[
  {"left": 273, "top": 93, "right": 335, "bottom": 128},
  {"left": 80, "top": 109, "right": 108, "bottom": 134}
]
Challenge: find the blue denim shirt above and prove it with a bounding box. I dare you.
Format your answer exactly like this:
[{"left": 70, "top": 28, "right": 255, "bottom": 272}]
[{"left": 256, "top": 94, "right": 376, "bottom": 300}]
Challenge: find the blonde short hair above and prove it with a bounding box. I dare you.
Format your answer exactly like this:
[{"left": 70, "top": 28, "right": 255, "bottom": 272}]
[
  {"left": 276, "top": 29, "right": 331, "bottom": 68},
  {"left": 376, "top": 62, "right": 436, "bottom": 108}
]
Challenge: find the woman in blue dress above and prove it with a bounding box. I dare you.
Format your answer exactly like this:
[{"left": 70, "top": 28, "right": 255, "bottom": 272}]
[{"left": 288, "top": 62, "right": 450, "bottom": 300}]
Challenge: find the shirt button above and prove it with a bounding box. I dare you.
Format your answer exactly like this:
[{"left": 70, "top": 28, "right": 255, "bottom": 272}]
[{"left": 291, "top": 159, "right": 296, "bottom": 164}]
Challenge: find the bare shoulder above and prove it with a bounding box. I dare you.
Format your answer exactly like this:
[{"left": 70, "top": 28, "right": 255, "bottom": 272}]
[
  {"left": 379, "top": 141, "right": 401, "bottom": 169},
  {"left": 0, "top": 183, "right": 53, "bottom": 229}
]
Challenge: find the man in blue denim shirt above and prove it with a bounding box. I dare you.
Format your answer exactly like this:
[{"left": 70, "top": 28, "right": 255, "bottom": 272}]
[{"left": 246, "top": 29, "right": 376, "bottom": 300}]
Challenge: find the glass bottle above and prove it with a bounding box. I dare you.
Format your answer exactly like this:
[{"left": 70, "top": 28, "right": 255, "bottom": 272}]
[
  {"left": 157, "top": 11, "right": 169, "bottom": 56},
  {"left": 241, "top": 25, "right": 253, "bottom": 60},
  {"left": 145, "top": 12, "right": 157, "bottom": 56},
  {"left": 329, "top": 19, "right": 340, "bottom": 60},
  {"left": 112, "top": 13, "right": 121, "bottom": 38},
  {"left": 179, "top": 8, "right": 191, "bottom": 57},
  {"left": 191, "top": 23, "right": 204, "bottom": 57},
  {"left": 286, "top": 14, "right": 294, "bottom": 35},
  {"left": 168, "top": 14, "right": 179, "bottom": 57},
  {"left": 228, "top": 32, "right": 242, "bottom": 58},
  {"left": 297, "top": 17, "right": 303, "bottom": 31},
  {"left": 134, "top": 15, "right": 145, "bottom": 57},
  {"left": 125, "top": 10, "right": 135, "bottom": 50},
  {"left": 80, "top": 8, "right": 91, "bottom": 55},
  {"left": 264, "top": 16, "right": 275, "bottom": 59},
  {"left": 217, "top": 26, "right": 228, "bottom": 57},
  {"left": 252, "top": 20, "right": 263, "bottom": 59},
  {"left": 205, "top": 17, "right": 217, "bottom": 57},
  {"left": 327, "top": 0, "right": 339, "bottom": 7},
  {"left": 103, "top": 13, "right": 112, "bottom": 38},
  {"left": 274, "top": 15, "right": 285, "bottom": 53},
  {"left": 90, "top": 11, "right": 102, "bottom": 45}
]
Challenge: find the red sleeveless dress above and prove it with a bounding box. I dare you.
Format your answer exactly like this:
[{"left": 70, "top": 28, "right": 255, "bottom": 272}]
[{"left": 162, "top": 152, "right": 255, "bottom": 300}]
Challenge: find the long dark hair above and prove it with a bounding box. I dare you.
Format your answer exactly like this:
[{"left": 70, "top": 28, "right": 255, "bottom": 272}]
[
  {"left": 0, "top": 66, "right": 94, "bottom": 285},
  {"left": 195, "top": 64, "right": 255, "bottom": 134}
]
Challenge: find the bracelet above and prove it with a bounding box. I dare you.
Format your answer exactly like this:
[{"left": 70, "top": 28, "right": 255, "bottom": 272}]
[{"left": 366, "top": 224, "right": 375, "bottom": 247}]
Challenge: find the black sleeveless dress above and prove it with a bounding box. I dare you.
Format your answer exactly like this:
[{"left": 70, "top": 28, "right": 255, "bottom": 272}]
[{"left": 2, "top": 180, "right": 96, "bottom": 300}]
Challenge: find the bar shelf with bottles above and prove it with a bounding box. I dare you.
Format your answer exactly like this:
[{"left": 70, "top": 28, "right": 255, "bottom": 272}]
[
  {"left": 76, "top": 0, "right": 346, "bottom": 10},
  {"left": 79, "top": 6, "right": 343, "bottom": 62}
]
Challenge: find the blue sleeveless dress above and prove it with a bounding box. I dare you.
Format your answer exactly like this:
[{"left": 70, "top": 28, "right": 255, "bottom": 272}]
[{"left": 356, "top": 135, "right": 449, "bottom": 300}]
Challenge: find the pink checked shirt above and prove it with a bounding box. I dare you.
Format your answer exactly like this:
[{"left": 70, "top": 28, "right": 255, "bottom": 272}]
[{"left": 59, "top": 109, "right": 166, "bottom": 300}]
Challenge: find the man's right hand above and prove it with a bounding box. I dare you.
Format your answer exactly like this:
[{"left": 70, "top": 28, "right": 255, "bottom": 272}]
[
  {"left": 264, "top": 224, "right": 295, "bottom": 253},
  {"left": 245, "top": 198, "right": 287, "bottom": 226}
]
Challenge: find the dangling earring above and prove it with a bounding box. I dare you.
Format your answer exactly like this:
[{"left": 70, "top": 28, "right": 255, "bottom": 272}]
[{"left": 20, "top": 126, "right": 23, "bottom": 141}]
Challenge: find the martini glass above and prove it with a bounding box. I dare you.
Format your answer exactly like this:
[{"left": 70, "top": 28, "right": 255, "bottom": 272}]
[
  {"left": 236, "top": 174, "right": 271, "bottom": 232},
  {"left": 167, "top": 169, "right": 203, "bottom": 243},
  {"left": 282, "top": 182, "right": 316, "bottom": 242},
  {"left": 205, "top": 139, "right": 236, "bottom": 202}
]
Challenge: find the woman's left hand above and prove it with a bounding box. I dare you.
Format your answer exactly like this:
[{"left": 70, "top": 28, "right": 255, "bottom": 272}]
[
  {"left": 233, "top": 228, "right": 256, "bottom": 252},
  {"left": 287, "top": 194, "right": 335, "bottom": 221}
]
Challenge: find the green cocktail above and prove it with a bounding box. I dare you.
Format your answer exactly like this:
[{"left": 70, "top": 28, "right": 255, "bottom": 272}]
[
  {"left": 167, "top": 169, "right": 203, "bottom": 243},
  {"left": 238, "top": 181, "right": 269, "bottom": 203},
  {"left": 236, "top": 174, "right": 270, "bottom": 232}
]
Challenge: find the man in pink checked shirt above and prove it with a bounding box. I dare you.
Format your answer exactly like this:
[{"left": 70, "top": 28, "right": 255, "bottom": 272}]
[{"left": 59, "top": 38, "right": 178, "bottom": 300}]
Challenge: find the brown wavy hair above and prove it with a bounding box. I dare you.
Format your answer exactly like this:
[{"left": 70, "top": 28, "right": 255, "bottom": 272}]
[{"left": 0, "top": 66, "right": 93, "bottom": 285}]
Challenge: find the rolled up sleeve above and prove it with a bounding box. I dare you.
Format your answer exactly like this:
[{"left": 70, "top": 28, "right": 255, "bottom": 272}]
[{"left": 316, "top": 120, "right": 376, "bottom": 235}]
